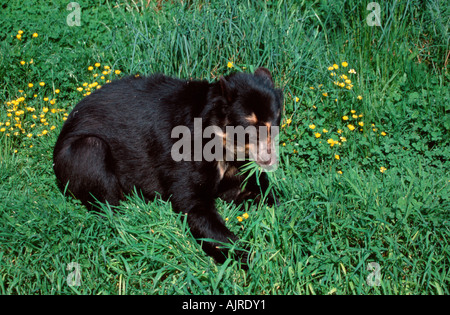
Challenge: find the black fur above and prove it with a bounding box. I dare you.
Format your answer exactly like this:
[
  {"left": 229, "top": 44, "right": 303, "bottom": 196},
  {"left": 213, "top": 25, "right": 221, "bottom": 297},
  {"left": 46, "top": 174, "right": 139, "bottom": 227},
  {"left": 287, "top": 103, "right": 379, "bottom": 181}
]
[{"left": 53, "top": 68, "right": 283, "bottom": 267}]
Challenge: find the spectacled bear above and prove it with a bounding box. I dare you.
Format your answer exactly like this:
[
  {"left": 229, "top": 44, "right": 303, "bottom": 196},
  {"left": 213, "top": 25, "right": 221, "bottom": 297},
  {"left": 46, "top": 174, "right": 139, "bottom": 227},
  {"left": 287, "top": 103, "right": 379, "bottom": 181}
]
[{"left": 53, "top": 67, "right": 283, "bottom": 268}]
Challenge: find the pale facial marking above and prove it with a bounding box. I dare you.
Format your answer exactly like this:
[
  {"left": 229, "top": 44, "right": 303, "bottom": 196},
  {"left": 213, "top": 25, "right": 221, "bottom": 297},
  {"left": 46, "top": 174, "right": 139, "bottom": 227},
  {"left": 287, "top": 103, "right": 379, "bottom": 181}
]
[{"left": 245, "top": 112, "right": 258, "bottom": 124}]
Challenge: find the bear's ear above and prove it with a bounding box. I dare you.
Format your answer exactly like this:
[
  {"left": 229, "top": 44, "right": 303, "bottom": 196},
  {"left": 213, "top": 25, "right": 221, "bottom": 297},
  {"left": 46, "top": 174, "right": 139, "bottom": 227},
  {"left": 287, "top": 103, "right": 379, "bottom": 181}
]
[
  {"left": 219, "top": 76, "right": 233, "bottom": 103},
  {"left": 254, "top": 67, "right": 274, "bottom": 87}
]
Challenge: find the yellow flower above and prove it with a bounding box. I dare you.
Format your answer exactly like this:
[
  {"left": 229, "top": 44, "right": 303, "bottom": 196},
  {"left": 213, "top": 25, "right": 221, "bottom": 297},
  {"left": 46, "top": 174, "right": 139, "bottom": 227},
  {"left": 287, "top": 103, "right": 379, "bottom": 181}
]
[
  {"left": 335, "top": 154, "right": 340, "bottom": 160},
  {"left": 327, "top": 138, "right": 339, "bottom": 147},
  {"left": 28, "top": 83, "right": 33, "bottom": 88},
  {"left": 322, "top": 92, "right": 328, "bottom": 97},
  {"left": 337, "top": 170, "right": 343, "bottom": 174},
  {"left": 43, "top": 107, "right": 49, "bottom": 113},
  {"left": 342, "top": 61, "right": 348, "bottom": 67},
  {"left": 322, "top": 128, "right": 328, "bottom": 133},
  {"left": 242, "top": 213, "right": 249, "bottom": 219},
  {"left": 333, "top": 64, "right": 339, "bottom": 69},
  {"left": 32, "top": 33, "right": 38, "bottom": 38},
  {"left": 357, "top": 95, "right": 363, "bottom": 100},
  {"left": 76, "top": 87, "right": 83, "bottom": 92},
  {"left": 115, "top": 70, "right": 121, "bottom": 75},
  {"left": 342, "top": 116, "right": 349, "bottom": 120},
  {"left": 18, "top": 30, "right": 24, "bottom": 35},
  {"left": 294, "top": 96, "right": 299, "bottom": 102},
  {"left": 55, "top": 89, "right": 60, "bottom": 94},
  {"left": 358, "top": 122, "right": 364, "bottom": 127},
  {"left": 16, "top": 34, "right": 22, "bottom": 40},
  {"left": 27, "top": 133, "right": 33, "bottom": 138},
  {"left": 349, "top": 69, "right": 356, "bottom": 74},
  {"left": 237, "top": 216, "right": 243, "bottom": 222},
  {"left": 345, "top": 79, "right": 352, "bottom": 84},
  {"left": 42, "top": 130, "right": 48, "bottom": 135},
  {"left": 88, "top": 66, "right": 94, "bottom": 71},
  {"left": 282, "top": 142, "right": 286, "bottom": 147},
  {"left": 314, "top": 132, "right": 321, "bottom": 138},
  {"left": 43, "top": 97, "right": 48, "bottom": 102},
  {"left": 227, "top": 61, "right": 234, "bottom": 68},
  {"left": 286, "top": 118, "right": 292, "bottom": 125},
  {"left": 327, "top": 66, "right": 334, "bottom": 71},
  {"left": 50, "top": 99, "right": 56, "bottom": 105},
  {"left": 347, "top": 124, "right": 356, "bottom": 131},
  {"left": 340, "top": 136, "right": 347, "bottom": 142},
  {"left": 104, "top": 65, "right": 110, "bottom": 70},
  {"left": 337, "top": 129, "right": 343, "bottom": 134},
  {"left": 352, "top": 114, "right": 358, "bottom": 119},
  {"left": 309, "top": 124, "right": 316, "bottom": 130},
  {"left": 20, "top": 60, "right": 26, "bottom": 65},
  {"left": 309, "top": 86, "right": 315, "bottom": 90},
  {"left": 380, "top": 166, "right": 387, "bottom": 173},
  {"left": 39, "top": 82, "right": 45, "bottom": 87},
  {"left": 0, "top": 128, "right": 5, "bottom": 132},
  {"left": 381, "top": 131, "right": 387, "bottom": 136},
  {"left": 350, "top": 110, "right": 356, "bottom": 114},
  {"left": 95, "top": 63, "right": 101, "bottom": 67}
]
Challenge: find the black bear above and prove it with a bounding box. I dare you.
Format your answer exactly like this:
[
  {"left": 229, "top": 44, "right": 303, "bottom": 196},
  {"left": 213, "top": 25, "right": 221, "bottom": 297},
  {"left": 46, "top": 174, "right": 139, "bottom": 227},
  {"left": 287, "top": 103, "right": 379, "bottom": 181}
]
[{"left": 53, "top": 67, "right": 283, "bottom": 267}]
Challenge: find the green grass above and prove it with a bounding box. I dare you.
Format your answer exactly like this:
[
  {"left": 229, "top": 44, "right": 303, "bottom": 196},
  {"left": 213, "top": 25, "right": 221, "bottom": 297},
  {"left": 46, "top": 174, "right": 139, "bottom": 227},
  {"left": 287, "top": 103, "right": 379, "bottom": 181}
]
[{"left": 0, "top": 0, "right": 449, "bottom": 294}]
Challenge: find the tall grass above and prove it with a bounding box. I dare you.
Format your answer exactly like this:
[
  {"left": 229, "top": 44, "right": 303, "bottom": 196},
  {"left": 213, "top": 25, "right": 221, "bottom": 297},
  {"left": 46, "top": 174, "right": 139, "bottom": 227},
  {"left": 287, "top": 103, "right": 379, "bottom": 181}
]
[{"left": 0, "top": 0, "right": 448, "bottom": 294}]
